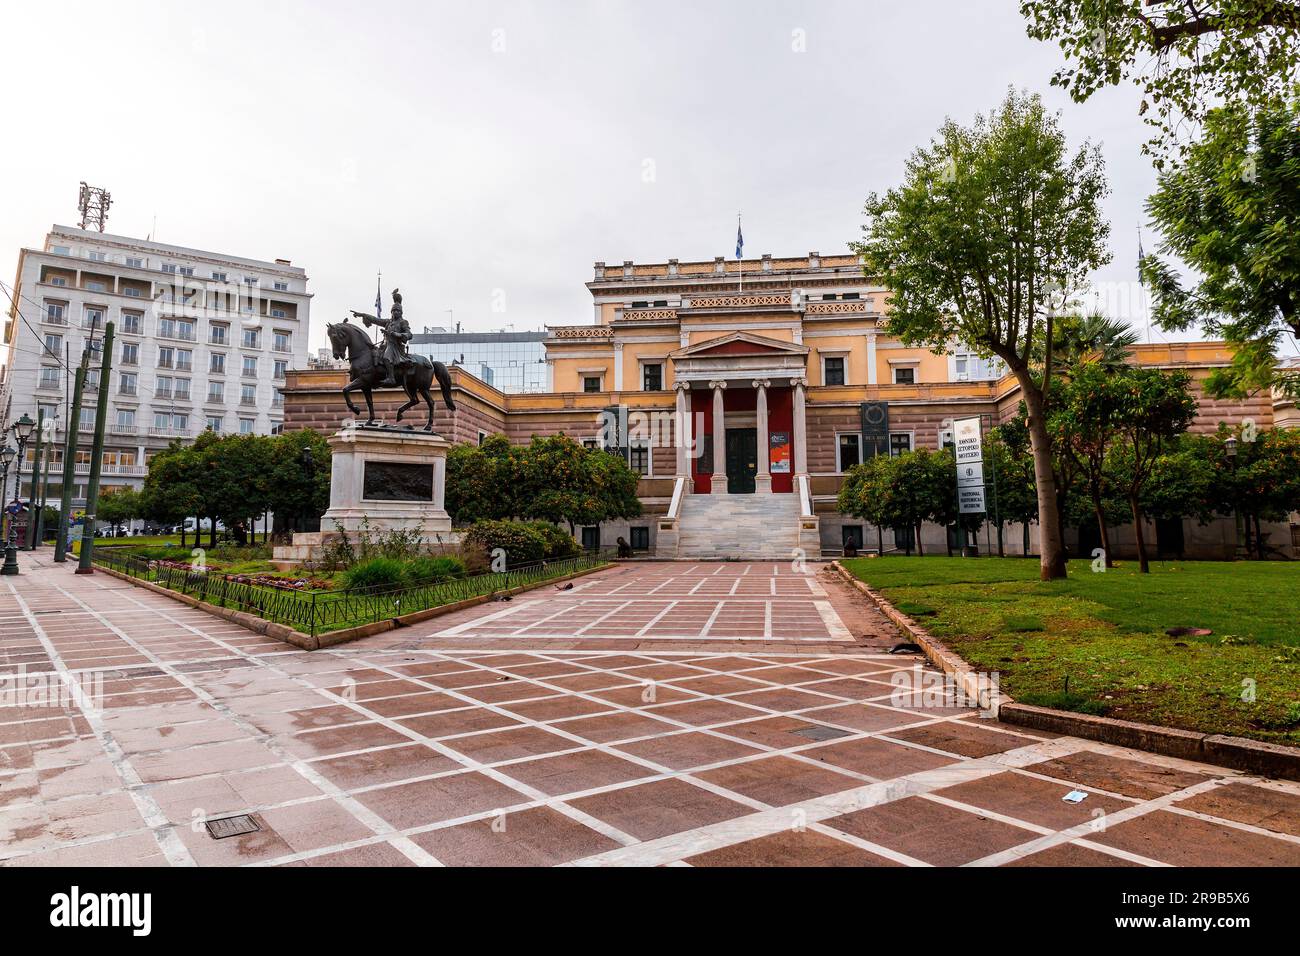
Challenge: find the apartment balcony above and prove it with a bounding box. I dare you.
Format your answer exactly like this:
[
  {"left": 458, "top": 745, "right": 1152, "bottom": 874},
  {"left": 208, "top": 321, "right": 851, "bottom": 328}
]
[{"left": 147, "top": 426, "right": 195, "bottom": 439}]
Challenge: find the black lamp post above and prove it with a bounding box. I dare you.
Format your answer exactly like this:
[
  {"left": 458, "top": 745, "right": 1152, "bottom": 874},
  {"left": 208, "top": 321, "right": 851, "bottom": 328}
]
[
  {"left": 0, "top": 444, "right": 15, "bottom": 551},
  {"left": 1224, "top": 435, "right": 1243, "bottom": 558},
  {"left": 2, "top": 414, "right": 36, "bottom": 575}
]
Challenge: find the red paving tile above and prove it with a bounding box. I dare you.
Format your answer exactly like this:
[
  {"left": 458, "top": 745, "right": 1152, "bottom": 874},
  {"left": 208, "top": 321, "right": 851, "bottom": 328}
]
[{"left": 1, "top": 554, "right": 1296, "bottom": 869}]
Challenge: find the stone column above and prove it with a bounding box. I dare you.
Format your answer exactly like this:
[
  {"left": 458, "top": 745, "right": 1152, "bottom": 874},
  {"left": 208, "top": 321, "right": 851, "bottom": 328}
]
[
  {"left": 674, "top": 380, "right": 692, "bottom": 492},
  {"left": 710, "top": 379, "right": 728, "bottom": 495},
  {"left": 792, "top": 376, "right": 809, "bottom": 477},
  {"left": 866, "top": 332, "right": 878, "bottom": 385},
  {"left": 753, "top": 378, "right": 772, "bottom": 493}
]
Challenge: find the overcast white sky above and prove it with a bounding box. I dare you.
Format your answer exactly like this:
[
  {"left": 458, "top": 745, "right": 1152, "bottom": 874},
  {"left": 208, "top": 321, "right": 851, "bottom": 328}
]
[{"left": 1, "top": 0, "right": 1166, "bottom": 351}]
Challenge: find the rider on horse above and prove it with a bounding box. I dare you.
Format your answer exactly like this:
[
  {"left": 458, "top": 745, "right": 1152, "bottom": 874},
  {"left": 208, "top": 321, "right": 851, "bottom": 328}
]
[{"left": 351, "top": 288, "right": 413, "bottom": 387}]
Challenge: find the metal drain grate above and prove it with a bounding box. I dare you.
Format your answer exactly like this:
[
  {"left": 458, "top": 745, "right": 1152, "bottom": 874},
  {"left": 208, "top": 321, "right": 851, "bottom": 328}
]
[
  {"left": 791, "top": 724, "right": 852, "bottom": 742},
  {"left": 205, "top": 815, "right": 260, "bottom": 840}
]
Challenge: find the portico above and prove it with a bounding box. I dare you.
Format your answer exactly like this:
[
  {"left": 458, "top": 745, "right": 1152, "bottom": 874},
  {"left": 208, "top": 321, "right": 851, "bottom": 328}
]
[{"left": 669, "top": 332, "right": 810, "bottom": 495}]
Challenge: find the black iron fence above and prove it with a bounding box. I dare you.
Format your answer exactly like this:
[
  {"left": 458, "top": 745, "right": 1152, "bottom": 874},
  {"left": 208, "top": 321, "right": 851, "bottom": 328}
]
[{"left": 92, "top": 548, "right": 611, "bottom": 638}]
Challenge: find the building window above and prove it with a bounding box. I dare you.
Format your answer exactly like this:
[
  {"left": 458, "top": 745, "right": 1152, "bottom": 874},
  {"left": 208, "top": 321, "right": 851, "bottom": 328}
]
[
  {"left": 242, "top": 328, "right": 260, "bottom": 349},
  {"left": 208, "top": 382, "right": 225, "bottom": 403},
  {"left": 206, "top": 416, "right": 223, "bottom": 432},
  {"left": 121, "top": 312, "right": 142, "bottom": 334},
  {"left": 157, "top": 346, "right": 174, "bottom": 369},
  {"left": 273, "top": 331, "right": 291, "bottom": 352},
  {"left": 43, "top": 333, "right": 62, "bottom": 357},
  {"left": 125, "top": 257, "right": 143, "bottom": 269},
  {"left": 273, "top": 360, "right": 287, "bottom": 380},
  {"left": 79, "top": 407, "right": 97, "bottom": 429},
  {"left": 39, "top": 367, "right": 61, "bottom": 390},
  {"left": 210, "top": 353, "right": 226, "bottom": 374},
  {"left": 893, "top": 365, "right": 917, "bottom": 385},
  {"left": 123, "top": 287, "right": 142, "bottom": 298},
  {"left": 83, "top": 307, "right": 105, "bottom": 330},
  {"left": 174, "top": 378, "right": 191, "bottom": 400},
  {"left": 85, "top": 281, "right": 106, "bottom": 293},
  {"left": 161, "top": 263, "right": 177, "bottom": 274},
  {"left": 176, "top": 349, "right": 193, "bottom": 371},
  {"left": 582, "top": 439, "right": 599, "bottom": 450},
  {"left": 582, "top": 376, "right": 601, "bottom": 393},
  {"left": 119, "top": 372, "right": 137, "bottom": 396},
  {"left": 823, "top": 356, "right": 846, "bottom": 386},
  {"left": 176, "top": 320, "right": 195, "bottom": 341},
  {"left": 270, "top": 308, "right": 287, "bottom": 319},
  {"left": 837, "top": 434, "right": 861, "bottom": 472},
  {"left": 273, "top": 281, "right": 288, "bottom": 292},
  {"left": 44, "top": 301, "right": 66, "bottom": 323},
  {"left": 581, "top": 527, "right": 600, "bottom": 550},
  {"left": 158, "top": 318, "right": 176, "bottom": 338},
  {"left": 49, "top": 276, "right": 68, "bottom": 287},
  {"left": 889, "top": 432, "right": 913, "bottom": 457},
  {"left": 212, "top": 271, "right": 228, "bottom": 282},
  {"left": 241, "top": 384, "right": 257, "bottom": 405},
  {"left": 116, "top": 409, "right": 135, "bottom": 429},
  {"left": 211, "top": 324, "right": 229, "bottom": 345},
  {"left": 156, "top": 375, "right": 173, "bottom": 399},
  {"left": 239, "top": 418, "right": 255, "bottom": 435},
  {"left": 242, "top": 356, "right": 258, "bottom": 377},
  {"left": 630, "top": 526, "right": 650, "bottom": 550},
  {"left": 628, "top": 443, "right": 650, "bottom": 476},
  {"left": 642, "top": 363, "right": 663, "bottom": 391},
  {"left": 120, "top": 343, "right": 138, "bottom": 365}
]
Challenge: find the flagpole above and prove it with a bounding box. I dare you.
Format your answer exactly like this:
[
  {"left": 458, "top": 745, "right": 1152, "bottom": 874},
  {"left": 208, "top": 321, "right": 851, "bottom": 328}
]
[{"left": 738, "top": 212, "right": 743, "bottom": 293}]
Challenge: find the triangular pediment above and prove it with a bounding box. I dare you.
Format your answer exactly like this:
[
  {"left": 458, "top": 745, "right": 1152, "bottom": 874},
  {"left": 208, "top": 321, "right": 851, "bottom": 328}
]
[{"left": 670, "top": 331, "right": 810, "bottom": 359}]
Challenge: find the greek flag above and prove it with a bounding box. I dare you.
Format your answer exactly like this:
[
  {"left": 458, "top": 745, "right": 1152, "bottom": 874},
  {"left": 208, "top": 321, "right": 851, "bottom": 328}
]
[
  {"left": 375, "top": 274, "right": 383, "bottom": 320},
  {"left": 735, "top": 219, "right": 744, "bottom": 259}
]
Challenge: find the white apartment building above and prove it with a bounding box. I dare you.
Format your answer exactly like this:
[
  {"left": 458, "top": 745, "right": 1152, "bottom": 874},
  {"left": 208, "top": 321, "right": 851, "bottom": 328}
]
[{"left": 2, "top": 225, "right": 311, "bottom": 508}]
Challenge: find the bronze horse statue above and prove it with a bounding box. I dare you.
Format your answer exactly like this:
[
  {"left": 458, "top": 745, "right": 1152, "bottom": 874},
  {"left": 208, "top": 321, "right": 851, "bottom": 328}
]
[{"left": 326, "top": 320, "right": 455, "bottom": 429}]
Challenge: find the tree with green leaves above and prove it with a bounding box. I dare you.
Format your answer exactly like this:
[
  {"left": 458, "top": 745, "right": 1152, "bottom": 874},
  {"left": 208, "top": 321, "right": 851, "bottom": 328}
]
[
  {"left": 1142, "top": 100, "right": 1300, "bottom": 398},
  {"left": 1106, "top": 368, "right": 1199, "bottom": 571},
  {"left": 515, "top": 435, "right": 642, "bottom": 536},
  {"left": 1021, "top": 0, "right": 1300, "bottom": 163},
  {"left": 838, "top": 449, "right": 951, "bottom": 556},
  {"left": 1205, "top": 423, "right": 1300, "bottom": 557},
  {"left": 140, "top": 439, "right": 200, "bottom": 546},
  {"left": 96, "top": 486, "right": 141, "bottom": 537},
  {"left": 854, "top": 88, "right": 1110, "bottom": 579},
  {"left": 985, "top": 415, "right": 1040, "bottom": 557},
  {"left": 266, "top": 428, "right": 331, "bottom": 533},
  {"left": 1051, "top": 362, "right": 1130, "bottom": 566},
  {"left": 837, "top": 453, "right": 892, "bottom": 553},
  {"left": 445, "top": 434, "right": 528, "bottom": 523}
]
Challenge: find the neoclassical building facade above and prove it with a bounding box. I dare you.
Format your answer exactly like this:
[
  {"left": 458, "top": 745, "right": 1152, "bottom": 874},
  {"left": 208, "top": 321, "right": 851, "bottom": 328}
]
[{"left": 281, "top": 252, "right": 1296, "bottom": 559}]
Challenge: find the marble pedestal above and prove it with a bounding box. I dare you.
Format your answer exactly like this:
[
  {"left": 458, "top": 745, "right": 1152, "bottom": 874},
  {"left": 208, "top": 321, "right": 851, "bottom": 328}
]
[{"left": 272, "top": 426, "right": 455, "bottom": 569}]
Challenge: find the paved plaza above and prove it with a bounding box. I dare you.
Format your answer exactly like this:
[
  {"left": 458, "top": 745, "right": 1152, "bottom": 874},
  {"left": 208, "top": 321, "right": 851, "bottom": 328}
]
[{"left": 2, "top": 556, "right": 1299, "bottom": 867}]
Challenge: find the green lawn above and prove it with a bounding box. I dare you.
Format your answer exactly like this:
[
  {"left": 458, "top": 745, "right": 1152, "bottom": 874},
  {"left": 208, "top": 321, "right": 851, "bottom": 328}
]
[{"left": 842, "top": 557, "right": 1300, "bottom": 745}]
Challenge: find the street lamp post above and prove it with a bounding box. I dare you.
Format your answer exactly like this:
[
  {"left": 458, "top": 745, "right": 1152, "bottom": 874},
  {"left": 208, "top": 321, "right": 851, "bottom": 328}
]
[
  {"left": 1224, "top": 435, "right": 1244, "bottom": 559},
  {"left": 0, "top": 444, "right": 15, "bottom": 550},
  {"left": 2, "top": 414, "right": 37, "bottom": 575}
]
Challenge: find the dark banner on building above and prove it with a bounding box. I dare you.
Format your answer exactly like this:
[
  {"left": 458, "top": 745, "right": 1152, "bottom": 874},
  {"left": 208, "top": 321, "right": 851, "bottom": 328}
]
[{"left": 860, "top": 401, "right": 889, "bottom": 458}]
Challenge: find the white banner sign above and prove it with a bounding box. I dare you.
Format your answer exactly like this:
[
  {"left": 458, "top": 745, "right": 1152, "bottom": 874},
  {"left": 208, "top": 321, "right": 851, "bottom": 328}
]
[
  {"left": 958, "top": 485, "right": 986, "bottom": 515},
  {"left": 957, "top": 461, "right": 985, "bottom": 487},
  {"left": 953, "top": 417, "right": 983, "bottom": 464}
]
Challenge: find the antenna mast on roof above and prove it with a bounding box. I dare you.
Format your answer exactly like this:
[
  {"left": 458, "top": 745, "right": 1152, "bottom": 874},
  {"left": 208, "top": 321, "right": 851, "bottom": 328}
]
[{"left": 77, "top": 182, "right": 112, "bottom": 232}]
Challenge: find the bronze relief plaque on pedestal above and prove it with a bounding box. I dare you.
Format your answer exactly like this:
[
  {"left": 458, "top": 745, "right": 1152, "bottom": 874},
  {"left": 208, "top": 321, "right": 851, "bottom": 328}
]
[{"left": 362, "top": 461, "right": 435, "bottom": 501}]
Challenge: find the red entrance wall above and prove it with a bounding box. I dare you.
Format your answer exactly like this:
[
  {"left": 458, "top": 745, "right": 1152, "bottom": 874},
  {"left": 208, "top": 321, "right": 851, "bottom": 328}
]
[
  {"left": 767, "top": 386, "right": 793, "bottom": 493},
  {"left": 690, "top": 389, "right": 712, "bottom": 493},
  {"left": 689, "top": 386, "right": 794, "bottom": 493}
]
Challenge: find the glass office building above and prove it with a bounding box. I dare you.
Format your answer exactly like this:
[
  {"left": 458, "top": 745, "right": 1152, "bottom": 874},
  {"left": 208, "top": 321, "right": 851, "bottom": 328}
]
[{"left": 408, "top": 328, "right": 549, "bottom": 393}]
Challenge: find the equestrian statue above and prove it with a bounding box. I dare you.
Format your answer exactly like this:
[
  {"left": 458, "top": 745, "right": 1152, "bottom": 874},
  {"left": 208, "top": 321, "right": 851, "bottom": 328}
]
[{"left": 326, "top": 288, "right": 455, "bottom": 430}]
